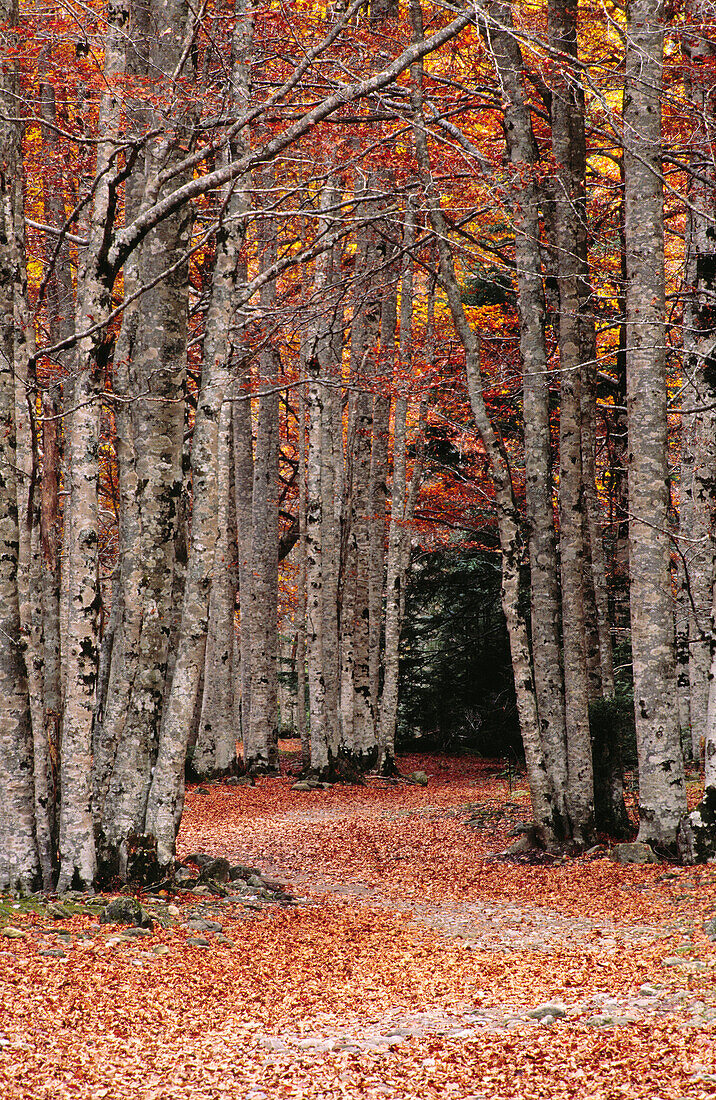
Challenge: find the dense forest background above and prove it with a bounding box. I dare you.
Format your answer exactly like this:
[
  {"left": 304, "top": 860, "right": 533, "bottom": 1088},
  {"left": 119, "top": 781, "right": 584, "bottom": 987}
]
[{"left": 2, "top": 0, "right": 716, "bottom": 893}]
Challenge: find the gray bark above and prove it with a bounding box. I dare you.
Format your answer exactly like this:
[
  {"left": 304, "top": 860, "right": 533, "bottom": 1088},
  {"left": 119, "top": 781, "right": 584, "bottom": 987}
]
[
  {"left": 0, "top": 0, "right": 41, "bottom": 889},
  {"left": 368, "top": 241, "right": 398, "bottom": 737},
  {"left": 59, "top": 0, "right": 131, "bottom": 890},
  {"left": 296, "top": 373, "right": 309, "bottom": 770},
  {"left": 411, "top": 0, "right": 557, "bottom": 845},
  {"left": 624, "top": 0, "right": 687, "bottom": 847},
  {"left": 379, "top": 201, "right": 416, "bottom": 771},
  {"left": 192, "top": 395, "right": 239, "bottom": 778},
  {"left": 483, "top": 0, "right": 569, "bottom": 836},
  {"left": 680, "top": 5, "right": 716, "bottom": 763},
  {"left": 548, "top": 0, "right": 595, "bottom": 843},
  {"left": 246, "top": 175, "right": 280, "bottom": 774},
  {"left": 306, "top": 354, "right": 329, "bottom": 772}
]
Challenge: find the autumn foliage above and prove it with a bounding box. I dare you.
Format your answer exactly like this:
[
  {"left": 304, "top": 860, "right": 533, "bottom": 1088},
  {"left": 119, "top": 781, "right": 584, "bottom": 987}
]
[{"left": 1, "top": 752, "right": 714, "bottom": 1100}]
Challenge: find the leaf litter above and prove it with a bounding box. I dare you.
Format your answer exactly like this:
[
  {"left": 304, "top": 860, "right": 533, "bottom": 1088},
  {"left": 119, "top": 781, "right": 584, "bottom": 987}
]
[{"left": 1, "top": 751, "right": 715, "bottom": 1099}]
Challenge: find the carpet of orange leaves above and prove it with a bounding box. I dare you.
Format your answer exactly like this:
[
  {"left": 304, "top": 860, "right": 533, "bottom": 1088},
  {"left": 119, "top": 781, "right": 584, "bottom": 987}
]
[{"left": 1, "top": 751, "right": 714, "bottom": 1100}]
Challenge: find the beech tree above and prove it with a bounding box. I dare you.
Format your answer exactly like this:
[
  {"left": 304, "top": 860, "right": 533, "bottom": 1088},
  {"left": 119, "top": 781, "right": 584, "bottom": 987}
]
[
  {"left": 5, "top": 0, "right": 716, "bottom": 895},
  {"left": 0, "top": 0, "right": 475, "bottom": 889}
]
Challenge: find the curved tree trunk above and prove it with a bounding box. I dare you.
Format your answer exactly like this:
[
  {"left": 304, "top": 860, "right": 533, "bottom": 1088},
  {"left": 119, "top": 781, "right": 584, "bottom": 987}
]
[{"left": 411, "top": 0, "right": 558, "bottom": 846}]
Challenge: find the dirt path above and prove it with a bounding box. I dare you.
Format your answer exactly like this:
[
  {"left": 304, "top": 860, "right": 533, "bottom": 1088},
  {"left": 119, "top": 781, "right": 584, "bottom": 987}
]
[
  {"left": 2, "top": 754, "right": 716, "bottom": 1100},
  {"left": 172, "top": 757, "right": 716, "bottom": 1097}
]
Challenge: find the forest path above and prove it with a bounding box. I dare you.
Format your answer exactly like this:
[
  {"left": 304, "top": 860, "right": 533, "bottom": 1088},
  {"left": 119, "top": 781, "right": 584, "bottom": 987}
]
[
  {"left": 1, "top": 753, "right": 715, "bottom": 1100},
  {"left": 173, "top": 751, "right": 716, "bottom": 1098}
]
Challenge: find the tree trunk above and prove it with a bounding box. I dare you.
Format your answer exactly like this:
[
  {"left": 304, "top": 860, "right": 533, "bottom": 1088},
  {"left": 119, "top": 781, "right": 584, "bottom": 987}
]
[
  {"left": 624, "top": 0, "right": 687, "bottom": 848},
  {"left": 0, "top": 0, "right": 41, "bottom": 888},
  {"left": 59, "top": 0, "right": 131, "bottom": 890},
  {"left": 192, "top": 394, "right": 239, "bottom": 779},
  {"left": 246, "top": 175, "right": 280, "bottom": 774},
  {"left": 680, "top": 4, "right": 716, "bottom": 764},
  {"left": 548, "top": 0, "right": 595, "bottom": 844},
  {"left": 484, "top": 0, "right": 569, "bottom": 837},
  {"left": 411, "top": 0, "right": 558, "bottom": 846}
]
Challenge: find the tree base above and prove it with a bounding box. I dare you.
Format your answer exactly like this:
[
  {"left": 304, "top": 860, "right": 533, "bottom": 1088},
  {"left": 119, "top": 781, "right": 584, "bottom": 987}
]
[
  {"left": 186, "top": 755, "right": 242, "bottom": 784},
  {"left": 678, "top": 787, "right": 716, "bottom": 864}
]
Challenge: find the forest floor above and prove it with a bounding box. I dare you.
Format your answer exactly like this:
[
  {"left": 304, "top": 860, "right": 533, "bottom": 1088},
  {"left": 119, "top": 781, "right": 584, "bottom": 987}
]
[{"left": 1, "top": 750, "right": 715, "bottom": 1100}]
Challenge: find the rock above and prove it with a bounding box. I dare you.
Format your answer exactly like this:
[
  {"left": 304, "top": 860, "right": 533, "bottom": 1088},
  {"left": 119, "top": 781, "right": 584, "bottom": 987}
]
[
  {"left": 229, "top": 864, "right": 261, "bottom": 880},
  {"left": 187, "top": 919, "right": 223, "bottom": 933},
  {"left": 291, "top": 781, "right": 313, "bottom": 791},
  {"left": 528, "top": 1002, "right": 566, "bottom": 1020},
  {"left": 503, "top": 831, "right": 538, "bottom": 857},
  {"left": 609, "top": 842, "right": 660, "bottom": 865},
  {"left": 200, "top": 858, "right": 232, "bottom": 883},
  {"left": 406, "top": 771, "right": 429, "bottom": 786},
  {"left": 186, "top": 936, "right": 210, "bottom": 947},
  {"left": 639, "top": 983, "right": 660, "bottom": 996},
  {"left": 174, "top": 874, "right": 197, "bottom": 890},
  {"left": 585, "top": 1014, "right": 614, "bottom": 1028},
  {"left": 191, "top": 886, "right": 211, "bottom": 896},
  {"left": 1, "top": 927, "right": 26, "bottom": 939},
  {"left": 99, "top": 897, "right": 154, "bottom": 928},
  {"left": 45, "top": 903, "right": 69, "bottom": 920},
  {"left": 703, "top": 916, "right": 716, "bottom": 941},
  {"left": 166, "top": 904, "right": 181, "bottom": 917},
  {"left": 120, "top": 926, "right": 151, "bottom": 938},
  {"left": 261, "top": 877, "right": 287, "bottom": 893},
  {"left": 38, "top": 948, "right": 66, "bottom": 958},
  {"left": 151, "top": 945, "right": 170, "bottom": 956},
  {"left": 259, "top": 1037, "right": 286, "bottom": 1051},
  {"left": 537, "top": 1015, "right": 555, "bottom": 1026},
  {"left": 214, "top": 935, "right": 234, "bottom": 947},
  {"left": 185, "top": 852, "right": 213, "bottom": 868},
  {"left": 584, "top": 845, "right": 608, "bottom": 860}
]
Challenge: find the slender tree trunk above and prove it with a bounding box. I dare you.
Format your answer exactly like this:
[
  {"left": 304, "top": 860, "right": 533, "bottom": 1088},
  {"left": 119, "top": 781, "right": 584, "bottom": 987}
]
[
  {"left": 680, "top": 5, "right": 716, "bottom": 764},
  {"left": 380, "top": 201, "right": 415, "bottom": 771},
  {"left": 548, "top": 0, "right": 595, "bottom": 844},
  {"left": 482, "top": 0, "right": 569, "bottom": 835},
  {"left": 341, "top": 188, "right": 381, "bottom": 762},
  {"left": 59, "top": 0, "right": 131, "bottom": 890},
  {"left": 38, "top": 77, "right": 75, "bottom": 883},
  {"left": 192, "top": 395, "right": 239, "bottom": 778},
  {"left": 411, "top": 0, "right": 557, "bottom": 845},
  {"left": 91, "top": 4, "right": 148, "bottom": 828},
  {"left": 246, "top": 175, "right": 280, "bottom": 773},
  {"left": 235, "top": 364, "right": 254, "bottom": 748},
  {"left": 296, "top": 373, "right": 309, "bottom": 771},
  {"left": 0, "top": 0, "right": 41, "bottom": 889},
  {"left": 367, "top": 239, "right": 398, "bottom": 741},
  {"left": 624, "top": 0, "right": 686, "bottom": 848},
  {"left": 314, "top": 184, "right": 343, "bottom": 769},
  {"left": 306, "top": 354, "right": 329, "bottom": 773}
]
